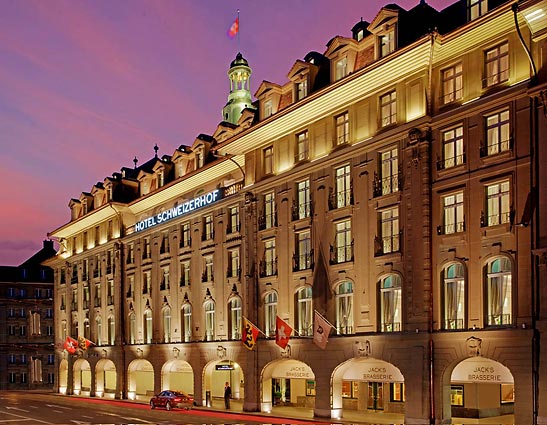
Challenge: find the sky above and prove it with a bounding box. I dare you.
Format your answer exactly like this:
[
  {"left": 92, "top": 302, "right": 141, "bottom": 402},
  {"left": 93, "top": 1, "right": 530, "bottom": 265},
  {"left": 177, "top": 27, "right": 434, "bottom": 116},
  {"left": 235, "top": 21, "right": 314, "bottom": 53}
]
[{"left": 0, "top": 0, "right": 455, "bottom": 266}]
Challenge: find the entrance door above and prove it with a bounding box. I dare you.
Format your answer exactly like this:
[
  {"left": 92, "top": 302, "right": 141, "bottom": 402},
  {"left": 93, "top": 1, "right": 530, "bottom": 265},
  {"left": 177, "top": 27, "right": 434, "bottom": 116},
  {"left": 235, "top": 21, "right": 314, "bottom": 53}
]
[{"left": 367, "top": 382, "right": 384, "bottom": 410}]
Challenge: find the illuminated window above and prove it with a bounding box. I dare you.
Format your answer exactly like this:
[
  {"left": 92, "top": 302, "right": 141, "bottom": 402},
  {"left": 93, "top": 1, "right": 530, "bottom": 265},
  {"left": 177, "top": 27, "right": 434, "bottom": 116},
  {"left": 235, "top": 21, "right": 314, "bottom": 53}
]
[
  {"left": 264, "top": 191, "right": 276, "bottom": 229},
  {"left": 440, "top": 126, "right": 464, "bottom": 169},
  {"left": 441, "top": 63, "right": 463, "bottom": 104},
  {"left": 296, "top": 79, "right": 308, "bottom": 100},
  {"left": 295, "top": 287, "right": 313, "bottom": 336},
  {"left": 128, "top": 312, "right": 136, "bottom": 344},
  {"left": 180, "top": 222, "right": 191, "bottom": 247},
  {"left": 441, "top": 191, "right": 465, "bottom": 235},
  {"left": 335, "top": 281, "right": 353, "bottom": 334},
  {"left": 486, "top": 257, "right": 512, "bottom": 326},
  {"left": 144, "top": 310, "right": 153, "bottom": 344},
  {"left": 469, "top": 0, "right": 488, "bottom": 20},
  {"left": 263, "top": 146, "right": 274, "bottom": 175},
  {"left": 380, "top": 90, "right": 396, "bottom": 127},
  {"left": 341, "top": 381, "right": 360, "bottom": 398},
  {"left": 450, "top": 385, "right": 464, "bottom": 406},
  {"left": 181, "top": 303, "right": 192, "bottom": 342},
  {"left": 391, "top": 383, "right": 405, "bottom": 402},
  {"left": 375, "top": 148, "right": 399, "bottom": 196},
  {"left": 334, "top": 164, "right": 351, "bottom": 208},
  {"left": 262, "top": 239, "right": 277, "bottom": 277},
  {"left": 333, "top": 219, "right": 352, "bottom": 264},
  {"left": 228, "top": 248, "right": 240, "bottom": 278},
  {"left": 501, "top": 383, "right": 514, "bottom": 403},
  {"left": 107, "top": 316, "right": 115, "bottom": 345},
  {"left": 295, "top": 230, "right": 312, "bottom": 271},
  {"left": 335, "top": 112, "right": 349, "bottom": 145},
  {"left": 377, "top": 207, "right": 400, "bottom": 255},
  {"left": 227, "top": 206, "right": 240, "bottom": 234},
  {"left": 380, "top": 274, "right": 402, "bottom": 332},
  {"left": 204, "top": 300, "right": 216, "bottom": 341},
  {"left": 264, "top": 292, "right": 278, "bottom": 337},
  {"left": 295, "top": 179, "right": 311, "bottom": 219},
  {"left": 162, "top": 307, "right": 171, "bottom": 343},
  {"left": 180, "top": 260, "right": 190, "bottom": 287},
  {"left": 335, "top": 57, "right": 348, "bottom": 81},
  {"left": 484, "top": 42, "right": 508, "bottom": 87},
  {"left": 442, "top": 263, "right": 466, "bottom": 330},
  {"left": 228, "top": 297, "right": 242, "bottom": 340},
  {"left": 379, "top": 27, "right": 395, "bottom": 57},
  {"left": 484, "top": 180, "right": 510, "bottom": 226},
  {"left": 263, "top": 100, "right": 273, "bottom": 118},
  {"left": 203, "top": 214, "right": 214, "bottom": 241},
  {"left": 484, "top": 110, "right": 510, "bottom": 156},
  {"left": 295, "top": 131, "right": 309, "bottom": 162},
  {"left": 203, "top": 255, "right": 214, "bottom": 282}
]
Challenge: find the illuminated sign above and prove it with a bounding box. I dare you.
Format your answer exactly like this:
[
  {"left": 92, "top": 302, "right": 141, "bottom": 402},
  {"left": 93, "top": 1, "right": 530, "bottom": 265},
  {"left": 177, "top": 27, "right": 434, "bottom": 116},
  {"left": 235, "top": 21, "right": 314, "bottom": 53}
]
[
  {"left": 134, "top": 189, "right": 223, "bottom": 233},
  {"left": 215, "top": 364, "right": 234, "bottom": 370},
  {"left": 451, "top": 358, "right": 513, "bottom": 384}
]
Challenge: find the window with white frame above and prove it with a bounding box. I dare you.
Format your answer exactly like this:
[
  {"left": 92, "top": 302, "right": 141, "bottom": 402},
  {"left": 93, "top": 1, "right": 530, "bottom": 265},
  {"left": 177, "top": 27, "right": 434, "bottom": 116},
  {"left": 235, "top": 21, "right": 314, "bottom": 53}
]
[
  {"left": 143, "top": 270, "right": 151, "bottom": 294},
  {"left": 296, "top": 179, "right": 311, "bottom": 219},
  {"left": 228, "top": 297, "right": 242, "bottom": 340},
  {"left": 334, "top": 164, "right": 351, "bottom": 208},
  {"left": 484, "top": 42, "right": 508, "bottom": 87},
  {"left": 380, "top": 90, "right": 397, "bottom": 127},
  {"left": 379, "top": 27, "right": 395, "bottom": 57},
  {"left": 83, "top": 319, "right": 90, "bottom": 340},
  {"left": 180, "top": 260, "right": 190, "bottom": 286},
  {"left": 296, "top": 130, "right": 309, "bottom": 162},
  {"left": 442, "top": 263, "right": 466, "bottom": 330},
  {"left": 335, "top": 112, "right": 349, "bottom": 145},
  {"left": 441, "top": 126, "right": 464, "bottom": 169},
  {"left": 486, "top": 257, "right": 512, "bottom": 326},
  {"left": 144, "top": 310, "right": 153, "bottom": 344},
  {"left": 181, "top": 303, "right": 192, "bottom": 342},
  {"left": 263, "top": 239, "right": 276, "bottom": 277},
  {"left": 228, "top": 248, "right": 240, "bottom": 278},
  {"left": 296, "top": 287, "right": 313, "bottom": 336},
  {"left": 162, "top": 307, "right": 171, "bottom": 343},
  {"left": 442, "top": 191, "right": 465, "bottom": 234},
  {"left": 204, "top": 300, "right": 215, "bottom": 341},
  {"left": 485, "top": 180, "right": 510, "bottom": 226},
  {"left": 264, "top": 292, "right": 278, "bottom": 337},
  {"left": 263, "top": 146, "right": 274, "bottom": 175},
  {"left": 335, "top": 281, "right": 354, "bottom": 334},
  {"left": 204, "top": 255, "right": 214, "bottom": 282},
  {"left": 296, "top": 79, "right": 308, "bottom": 100},
  {"left": 380, "top": 274, "right": 402, "bottom": 332},
  {"left": 485, "top": 110, "right": 510, "bottom": 156},
  {"left": 107, "top": 316, "right": 115, "bottom": 345},
  {"left": 264, "top": 191, "right": 276, "bottom": 228},
  {"left": 263, "top": 99, "right": 273, "bottom": 118},
  {"left": 378, "top": 148, "right": 399, "bottom": 195},
  {"left": 295, "top": 230, "right": 312, "bottom": 271},
  {"left": 160, "top": 231, "right": 169, "bottom": 254},
  {"left": 203, "top": 214, "right": 214, "bottom": 241},
  {"left": 469, "top": 0, "right": 488, "bottom": 20},
  {"left": 227, "top": 206, "right": 240, "bottom": 234},
  {"left": 334, "top": 219, "right": 352, "bottom": 263},
  {"left": 379, "top": 207, "right": 400, "bottom": 254},
  {"left": 181, "top": 222, "right": 191, "bottom": 247},
  {"left": 441, "top": 63, "right": 463, "bottom": 104},
  {"left": 335, "top": 57, "right": 348, "bottom": 81}
]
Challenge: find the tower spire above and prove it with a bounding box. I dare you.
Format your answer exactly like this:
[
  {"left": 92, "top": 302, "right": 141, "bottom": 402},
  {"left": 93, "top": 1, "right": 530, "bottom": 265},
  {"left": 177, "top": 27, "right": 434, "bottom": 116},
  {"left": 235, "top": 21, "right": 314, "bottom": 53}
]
[{"left": 222, "top": 52, "right": 252, "bottom": 125}]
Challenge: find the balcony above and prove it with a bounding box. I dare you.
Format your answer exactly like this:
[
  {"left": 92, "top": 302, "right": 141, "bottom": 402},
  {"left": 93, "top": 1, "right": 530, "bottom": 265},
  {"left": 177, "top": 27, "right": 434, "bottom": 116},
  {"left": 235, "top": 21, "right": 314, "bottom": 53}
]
[
  {"left": 436, "top": 153, "right": 465, "bottom": 171},
  {"left": 328, "top": 188, "right": 353, "bottom": 210},
  {"left": 291, "top": 200, "right": 312, "bottom": 221},
  {"left": 381, "top": 322, "right": 401, "bottom": 332},
  {"left": 374, "top": 232, "right": 402, "bottom": 257},
  {"left": 443, "top": 318, "right": 464, "bottom": 330},
  {"left": 259, "top": 258, "right": 278, "bottom": 278},
  {"left": 226, "top": 267, "right": 241, "bottom": 279},
  {"left": 372, "top": 172, "right": 401, "bottom": 198},
  {"left": 293, "top": 251, "right": 314, "bottom": 271},
  {"left": 480, "top": 210, "right": 512, "bottom": 227},
  {"left": 479, "top": 137, "right": 513, "bottom": 158},
  {"left": 329, "top": 243, "right": 353, "bottom": 265},
  {"left": 487, "top": 314, "right": 512, "bottom": 326},
  {"left": 437, "top": 221, "right": 465, "bottom": 235},
  {"left": 258, "top": 212, "right": 277, "bottom": 230}
]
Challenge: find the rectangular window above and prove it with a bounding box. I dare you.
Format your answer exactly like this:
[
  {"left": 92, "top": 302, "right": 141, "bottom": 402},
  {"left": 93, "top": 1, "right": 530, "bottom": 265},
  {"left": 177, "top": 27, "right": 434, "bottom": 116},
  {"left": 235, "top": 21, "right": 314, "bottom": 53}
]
[
  {"left": 181, "top": 222, "right": 191, "bottom": 247},
  {"left": 296, "top": 79, "right": 308, "bottom": 100},
  {"left": 107, "top": 280, "right": 114, "bottom": 305},
  {"left": 295, "top": 131, "right": 309, "bottom": 162},
  {"left": 334, "top": 165, "right": 351, "bottom": 208},
  {"left": 379, "top": 207, "right": 400, "bottom": 254},
  {"left": 379, "top": 28, "right": 395, "bottom": 57},
  {"left": 380, "top": 90, "right": 396, "bottom": 127},
  {"left": 295, "top": 179, "right": 311, "bottom": 220},
  {"left": 143, "top": 237, "right": 151, "bottom": 260},
  {"left": 295, "top": 230, "right": 312, "bottom": 271},
  {"left": 160, "top": 267, "right": 170, "bottom": 291},
  {"left": 227, "top": 206, "right": 240, "bottom": 234},
  {"left": 451, "top": 386, "right": 464, "bottom": 406},
  {"left": 485, "top": 181, "right": 510, "bottom": 226},
  {"left": 484, "top": 110, "right": 510, "bottom": 156},
  {"left": 228, "top": 248, "right": 240, "bottom": 278},
  {"left": 143, "top": 271, "right": 151, "bottom": 294},
  {"left": 341, "top": 381, "right": 359, "bottom": 398},
  {"left": 180, "top": 261, "right": 191, "bottom": 286},
  {"left": 441, "top": 63, "right": 463, "bottom": 104},
  {"left": 160, "top": 231, "right": 169, "bottom": 254},
  {"left": 377, "top": 148, "right": 399, "bottom": 196},
  {"left": 204, "top": 256, "right": 214, "bottom": 282},
  {"left": 263, "top": 146, "right": 274, "bottom": 175},
  {"left": 485, "top": 42, "right": 509, "bottom": 87},
  {"left": 263, "top": 239, "right": 277, "bottom": 277},
  {"left": 335, "top": 112, "right": 349, "bottom": 146},
  {"left": 335, "top": 57, "right": 348, "bottom": 80},
  {"left": 203, "top": 215, "right": 214, "bottom": 241},
  {"left": 263, "top": 100, "right": 273, "bottom": 118},
  {"left": 30, "top": 312, "right": 41, "bottom": 335},
  {"left": 264, "top": 192, "right": 276, "bottom": 229},
  {"left": 469, "top": 0, "right": 488, "bottom": 20},
  {"left": 442, "top": 191, "right": 465, "bottom": 234},
  {"left": 391, "top": 383, "right": 405, "bottom": 402},
  {"left": 9, "top": 373, "right": 16, "bottom": 384},
  {"left": 441, "top": 126, "right": 465, "bottom": 169},
  {"left": 334, "top": 220, "right": 352, "bottom": 263}
]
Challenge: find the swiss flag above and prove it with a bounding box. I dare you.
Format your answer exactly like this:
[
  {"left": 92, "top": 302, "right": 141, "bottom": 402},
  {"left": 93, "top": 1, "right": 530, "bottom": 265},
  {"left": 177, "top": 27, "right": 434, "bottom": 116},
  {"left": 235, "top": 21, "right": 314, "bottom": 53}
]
[
  {"left": 64, "top": 336, "right": 78, "bottom": 354},
  {"left": 227, "top": 17, "right": 239, "bottom": 39},
  {"left": 275, "top": 316, "right": 293, "bottom": 349}
]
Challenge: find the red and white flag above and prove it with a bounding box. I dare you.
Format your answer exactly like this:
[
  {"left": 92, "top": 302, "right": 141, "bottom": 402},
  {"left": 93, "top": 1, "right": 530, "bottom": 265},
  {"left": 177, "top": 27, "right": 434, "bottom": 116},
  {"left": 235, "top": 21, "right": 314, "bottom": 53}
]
[
  {"left": 64, "top": 336, "right": 78, "bottom": 354},
  {"left": 275, "top": 316, "right": 293, "bottom": 349},
  {"left": 227, "top": 16, "right": 239, "bottom": 39},
  {"left": 313, "top": 311, "right": 333, "bottom": 349},
  {"left": 241, "top": 317, "right": 260, "bottom": 350}
]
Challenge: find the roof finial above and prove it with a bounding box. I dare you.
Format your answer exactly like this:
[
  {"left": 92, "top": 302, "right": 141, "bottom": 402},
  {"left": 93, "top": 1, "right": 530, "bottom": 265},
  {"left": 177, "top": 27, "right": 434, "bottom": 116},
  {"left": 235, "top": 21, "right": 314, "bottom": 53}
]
[
  {"left": 154, "top": 143, "right": 159, "bottom": 158},
  {"left": 133, "top": 156, "right": 138, "bottom": 168}
]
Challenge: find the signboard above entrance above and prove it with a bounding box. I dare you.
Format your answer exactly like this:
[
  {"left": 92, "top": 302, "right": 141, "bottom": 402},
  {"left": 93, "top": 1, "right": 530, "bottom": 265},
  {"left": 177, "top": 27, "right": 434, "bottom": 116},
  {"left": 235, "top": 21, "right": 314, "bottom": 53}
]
[{"left": 451, "top": 357, "right": 513, "bottom": 383}]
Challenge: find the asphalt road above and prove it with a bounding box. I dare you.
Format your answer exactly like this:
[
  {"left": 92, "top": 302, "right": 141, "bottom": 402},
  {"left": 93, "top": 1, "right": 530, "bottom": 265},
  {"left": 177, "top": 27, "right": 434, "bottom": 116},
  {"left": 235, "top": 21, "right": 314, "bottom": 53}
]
[{"left": 0, "top": 391, "right": 290, "bottom": 425}]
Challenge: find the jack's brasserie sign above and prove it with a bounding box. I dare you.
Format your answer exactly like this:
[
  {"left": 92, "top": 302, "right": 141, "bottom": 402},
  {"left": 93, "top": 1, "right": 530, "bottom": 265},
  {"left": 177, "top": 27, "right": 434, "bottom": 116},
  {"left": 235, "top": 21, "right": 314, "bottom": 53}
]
[{"left": 134, "top": 189, "right": 223, "bottom": 233}]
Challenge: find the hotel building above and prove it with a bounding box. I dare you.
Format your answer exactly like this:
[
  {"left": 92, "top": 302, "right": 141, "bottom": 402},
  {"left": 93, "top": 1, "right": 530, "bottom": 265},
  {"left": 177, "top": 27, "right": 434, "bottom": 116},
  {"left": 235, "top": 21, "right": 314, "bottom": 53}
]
[{"left": 45, "top": 0, "right": 547, "bottom": 423}]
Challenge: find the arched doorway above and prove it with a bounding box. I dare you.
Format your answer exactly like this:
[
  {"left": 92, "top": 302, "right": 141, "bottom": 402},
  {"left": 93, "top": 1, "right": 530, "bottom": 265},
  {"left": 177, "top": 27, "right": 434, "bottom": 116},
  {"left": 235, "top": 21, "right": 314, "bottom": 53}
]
[
  {"left": 162, "top": 359, "right": 193, "bottom": 395},
  {"left": 450, "top": 357, "right": 514, "bottom": 420},
  {"left": 202, "top": 359, "right": 243, "bottom": 407},
  {"left": 95, "top": 359, "right": 116, "bottom": 398},
  {"left": 59, "top": 359, "right": 68, "bottom": 394},
  {"left": 261, "top": 359, "right": 315, "bottom": 413},
  {"left": 332, "top": 358, "right": 405, "bottom": 420},
  {"left": 73, "top": 358, "right": 91, "bottom": 396},
  {"left": 127, "top": 359, "right": 154, "bottom": 401}
]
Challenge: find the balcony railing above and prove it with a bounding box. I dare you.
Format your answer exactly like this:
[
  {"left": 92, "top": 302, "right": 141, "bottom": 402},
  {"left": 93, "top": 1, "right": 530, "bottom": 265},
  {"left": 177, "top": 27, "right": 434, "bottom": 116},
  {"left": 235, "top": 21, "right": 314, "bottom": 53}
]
[
  {"left": 328, "top": 188, "right": 353, "bottom": 210},
  {"left": 372, "top": 172, "right": 401, "bottom": 198},
  {"left": 480, "top": 210, "right": 512, "bottom": 227},
  {"left": 291, "top": 200, "right": 312, "bottom": 221},
  {"left": 479, "top": 137, "right": 512, "bottom": 157},
  {"left": 259, "top": 258, "right": 278, "bottom": 278},
  {"left": 437, "top": 221, "right": 465, "bottom": 235},
  {"left": 258, "top": 212, "right": 277, "bottom": 230},
  {"left": 443, "top": 318, "right": 464, "bottom": 330},
  {"left": 487, "top": 314, "right": 512, "bottom": 326},
  {"left": 293, "top": 251, "right": 314, "bottom": 271},
  {"left": 436, "top": 153, "right": 465, "bottom": 171},
  {"left": 381, "top": 322, "right": 401, "bottom": 332},
  {"left": 374, "top": 232, "right": 402, "bottom": 256},
  {"left": 329, "top": 243, "right": 353, "bottom": 265}
]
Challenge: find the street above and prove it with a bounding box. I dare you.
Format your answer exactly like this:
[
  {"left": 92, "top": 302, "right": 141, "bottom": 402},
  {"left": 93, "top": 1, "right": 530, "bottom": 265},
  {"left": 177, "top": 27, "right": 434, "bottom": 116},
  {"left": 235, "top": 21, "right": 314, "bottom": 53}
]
[{"left": 0, "top": 391, "right": 319, "bottom": 425}]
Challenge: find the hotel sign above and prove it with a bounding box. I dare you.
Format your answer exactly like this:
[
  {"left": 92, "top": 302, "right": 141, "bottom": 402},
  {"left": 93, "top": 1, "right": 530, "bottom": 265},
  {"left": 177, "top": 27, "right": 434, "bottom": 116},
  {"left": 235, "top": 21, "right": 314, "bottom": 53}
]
[{"left": 134, "top": 189, "right": 223, "bottom": 233}]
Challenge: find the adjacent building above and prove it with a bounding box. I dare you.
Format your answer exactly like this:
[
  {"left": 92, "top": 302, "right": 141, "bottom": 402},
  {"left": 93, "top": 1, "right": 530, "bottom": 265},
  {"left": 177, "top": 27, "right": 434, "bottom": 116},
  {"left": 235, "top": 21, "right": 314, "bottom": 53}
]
[
  {"left": 0, "top": 240, "right": 56, "bottom": 390},
  {"left": 45, "top": 0, "right": 547, "bottom": 423}
]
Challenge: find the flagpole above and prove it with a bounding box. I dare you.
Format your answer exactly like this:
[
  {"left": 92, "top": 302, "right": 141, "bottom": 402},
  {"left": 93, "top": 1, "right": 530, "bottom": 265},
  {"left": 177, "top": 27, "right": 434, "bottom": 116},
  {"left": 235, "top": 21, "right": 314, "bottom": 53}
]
[
  {"left": 237, "top": 9, "right": 240, "bottom": 50},
  {"left": 245, "top": 316, "right": 266, "bottom": 337},
  {"left": 314, "top": 309, "right": 336, "bottom": 329}
]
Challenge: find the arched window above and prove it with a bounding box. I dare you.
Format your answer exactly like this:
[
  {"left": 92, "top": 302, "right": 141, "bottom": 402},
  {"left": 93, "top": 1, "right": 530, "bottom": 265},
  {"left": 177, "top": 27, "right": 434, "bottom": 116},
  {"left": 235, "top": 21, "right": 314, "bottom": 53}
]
[
  {"left": 144, "top": 310, "right": 153, "bottom": 344},
  {"left": 380, "top": 274, "right": 402, "bottom": 332},
  {"left": 335, "top": 281, "right": 353, "bottom": 334},
  {"left": 442, "top": 263, "right": 465, "bottom": 330},
  {"left": 264, "top": 292, "right": 278, "bottom": 337},
  {"left": 128, "top": 312, "right": 136, "bottom": 344},
  {"left": 181, "top": 304, "right": 192, "bottom": 342},
  {"left": 486, "top": 257, "right": 512, "bottom": 326},
  {"left": 228, "top": 297, "right": 242, "bottom": 340},
  {"left": 162, "top": 307, "right": 171, "bottom": 343},
  {"left": 95, "top": 317, "right": 102, "bottom": 346},
  {"left": 107, "top": 316, "right": 115, "bottom": 345},
  {"left": 295, "top": 287, "right": 313, "bottom": 336},
  {"left": 204, "top": 301, "right": 215, "bottom": 341}
]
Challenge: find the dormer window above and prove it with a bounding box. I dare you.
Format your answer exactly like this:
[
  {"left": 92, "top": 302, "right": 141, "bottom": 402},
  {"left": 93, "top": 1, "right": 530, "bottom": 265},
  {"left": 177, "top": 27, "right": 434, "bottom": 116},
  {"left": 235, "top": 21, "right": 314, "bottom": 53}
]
[
  {"left": 379, "top": 27, "right": 395, "bottom": 58},
  {"left": 469, "top": 0, "right": 488, "bottom": 20},
  {"left": 335, "top": 57, "right": 348, "bottom": 81},
  {"left": 157, "top": 170, "right": 164, "bottom": 188},
  {"left": 82, "top": 199, "right": 88, "bottom": 214},
  {"left": 356, "top": 29, "right": 365, "bottom": 41},
  {"left": 264, "top": 100, "right": 273, "bottom": 118},
  {"left": 296, "top": 80, "right": 308, "bottom": 100}
]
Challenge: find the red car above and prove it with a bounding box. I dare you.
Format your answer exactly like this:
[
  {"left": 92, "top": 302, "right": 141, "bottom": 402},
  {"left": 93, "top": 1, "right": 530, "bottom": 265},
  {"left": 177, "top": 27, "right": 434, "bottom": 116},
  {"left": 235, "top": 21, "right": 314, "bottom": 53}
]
[{"left": 149, "top": 390, "right": 194, "bottom": 410}]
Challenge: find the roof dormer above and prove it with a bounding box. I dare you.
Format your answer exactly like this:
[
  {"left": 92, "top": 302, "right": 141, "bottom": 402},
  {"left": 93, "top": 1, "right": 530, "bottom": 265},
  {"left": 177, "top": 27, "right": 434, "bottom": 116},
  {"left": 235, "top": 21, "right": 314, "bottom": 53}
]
[
  {"left": 91, "top": 183, "right": 107, "bottom": 208},
  {"left": 172, "top": 145, "right": 193, "bottom": 179},
  {"left": 368, "top": 5, "right": 401, "bottom": 59},
  {"left": 69, "top": 198, "right": 82, "bottom": 221},
  {"left": 288, "top": 60, "right": 312, "bottom": 102},
  {"left": 79, "top": 192, "right": 93, "bottom": 215},
  {"left": 325, "top": 36, "right": 359, "bottom": 82},
  {"left": 255, "top": 81, "right": 282, "bottom": 120}
]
